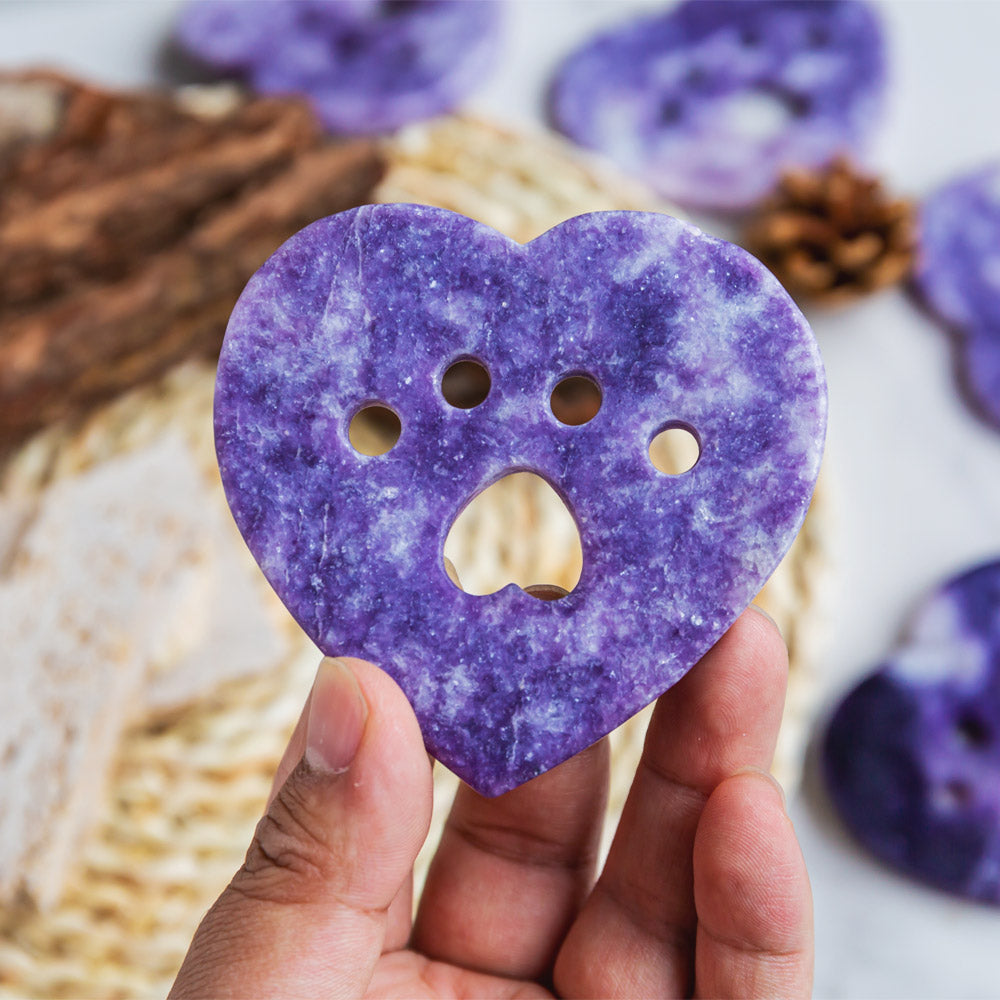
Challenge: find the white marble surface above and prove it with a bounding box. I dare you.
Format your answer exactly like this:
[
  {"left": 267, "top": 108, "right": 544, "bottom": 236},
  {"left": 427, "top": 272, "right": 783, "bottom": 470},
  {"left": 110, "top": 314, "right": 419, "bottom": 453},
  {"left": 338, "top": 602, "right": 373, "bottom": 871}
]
[{"left": 3, "top": 1, "right": 999, "bottom": 996}]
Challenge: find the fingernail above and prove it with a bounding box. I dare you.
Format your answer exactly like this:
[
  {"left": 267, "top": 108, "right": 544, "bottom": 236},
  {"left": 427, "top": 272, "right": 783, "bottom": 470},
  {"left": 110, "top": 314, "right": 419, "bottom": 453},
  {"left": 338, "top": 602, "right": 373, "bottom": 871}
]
[
  {"left": 748, "top": 602, "right": 782, "bottom": 638},
  {"left": 736, "top": 765, "right": 787, "bottom": 809},
  {"left": 304, "top": 658, "right": 368, "bottom": 774}
]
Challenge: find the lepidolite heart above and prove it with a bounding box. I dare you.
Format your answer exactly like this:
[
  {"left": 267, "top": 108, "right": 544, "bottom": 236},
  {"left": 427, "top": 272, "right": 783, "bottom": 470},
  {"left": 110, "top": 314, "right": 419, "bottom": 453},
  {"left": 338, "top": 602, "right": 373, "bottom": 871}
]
[
  {"left": 214, "top": 204, "right": 826, "bottom": 794},
  {"left": 912, "top": 164, "right": 1000, "bottom": 429},
  {"left": 549, "top": 0, "right": 886, "bottom": 211},
  {"left": 176, "top": 0, "right": 499, "bottom": 134},
  {"left": 824, "top": 561, "right": 1000, "bottom": 903}
]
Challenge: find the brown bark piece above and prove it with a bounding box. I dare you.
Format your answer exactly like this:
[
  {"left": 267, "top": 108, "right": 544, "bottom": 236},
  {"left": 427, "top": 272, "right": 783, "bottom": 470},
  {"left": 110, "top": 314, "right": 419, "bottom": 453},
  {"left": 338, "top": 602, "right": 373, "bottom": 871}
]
[
  {"left": 1, "top": 142, "right": 384, "bottom": 451},
  {"left": 0, "top": 99, "right": 320, "bottom": 308},
  {"left": 0, "top": 71, "right": 385, "bottom": 456},
  {"left": 0, "top": 70, "right": 299, "bottom": 208}
]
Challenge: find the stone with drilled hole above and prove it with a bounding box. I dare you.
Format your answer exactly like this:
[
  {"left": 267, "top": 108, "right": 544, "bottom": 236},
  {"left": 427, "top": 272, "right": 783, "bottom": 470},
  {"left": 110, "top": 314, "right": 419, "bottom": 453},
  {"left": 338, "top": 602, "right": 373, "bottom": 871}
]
[
  {"left": 824, "top": 561, "right": 1000, "bottom": 903},
  {"left": 175, "top": 0, "right": 499, "bottom": 134},
  {"left": 215, "top": 203, "right": 826, "bottom": 795},
  {"left": 548, "top": 0, "right": 885, "bottom": 211},
  {"left": 913, "top": 164, "right": 1000, "bottom": 429}
]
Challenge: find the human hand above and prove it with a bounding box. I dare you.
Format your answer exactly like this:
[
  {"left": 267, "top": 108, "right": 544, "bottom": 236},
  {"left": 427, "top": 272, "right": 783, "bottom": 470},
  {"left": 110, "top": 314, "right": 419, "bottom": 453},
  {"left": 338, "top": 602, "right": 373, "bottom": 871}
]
[{"left": 170, "top": 607, "right": 812, "bottom": 998}]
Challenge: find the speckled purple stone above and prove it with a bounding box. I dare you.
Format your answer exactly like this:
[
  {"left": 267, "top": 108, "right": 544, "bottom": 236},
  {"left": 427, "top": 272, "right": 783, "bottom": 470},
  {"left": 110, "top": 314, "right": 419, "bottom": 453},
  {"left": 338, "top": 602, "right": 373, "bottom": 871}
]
[
  {"left": 824, "top": 561, "right": 1000, "bottom": 904},
  {"left": 176, "top": 0, "right": 500, "bottom": 134},
  {"left": 215, "top": 204, "right": 826, "bottom": 795},
  {"left": 549, "top": 0, "right": 885, "bottom": 211},
  {"left": 913, "top": 165, "right": 1000, "bottom": 428}
]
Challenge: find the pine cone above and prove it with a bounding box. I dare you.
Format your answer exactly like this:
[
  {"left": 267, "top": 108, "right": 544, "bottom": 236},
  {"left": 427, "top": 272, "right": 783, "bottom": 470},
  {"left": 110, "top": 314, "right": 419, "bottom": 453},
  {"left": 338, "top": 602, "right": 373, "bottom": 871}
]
[{"left": 744, "top": 157, "right": 916, "bottom": 307}]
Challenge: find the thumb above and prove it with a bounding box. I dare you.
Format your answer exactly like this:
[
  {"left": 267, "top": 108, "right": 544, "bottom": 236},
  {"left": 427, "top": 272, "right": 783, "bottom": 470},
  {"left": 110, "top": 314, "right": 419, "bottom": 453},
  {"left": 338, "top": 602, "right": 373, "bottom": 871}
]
[{"left": 170, "top": 657, "right": 433, "bottom": 1000}]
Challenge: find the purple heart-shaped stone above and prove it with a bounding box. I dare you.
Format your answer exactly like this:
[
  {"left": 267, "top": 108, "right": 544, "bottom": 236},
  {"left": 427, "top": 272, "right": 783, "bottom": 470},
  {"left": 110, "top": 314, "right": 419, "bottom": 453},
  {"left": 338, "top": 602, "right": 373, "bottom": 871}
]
[
  {"left": 549, "top": 0, "right": 885, "bottom": 211},
  {"left": 176, "top": 0, "right": 500, "bottom": 134},
  {"left": 824, "top": 561, "right": 1000, "bottom": 903},
  {"left": 215, "top": 204, "right": 826, "bottom": 794},
  {"left": 913, "top": 164, "right": 1000, "bottom": 429}
]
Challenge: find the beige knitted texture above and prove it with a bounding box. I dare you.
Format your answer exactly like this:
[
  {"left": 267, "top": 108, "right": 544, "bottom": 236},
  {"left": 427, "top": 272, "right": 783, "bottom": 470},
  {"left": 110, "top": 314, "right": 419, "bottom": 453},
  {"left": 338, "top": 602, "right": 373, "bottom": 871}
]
[{"left": 0, "top": 113, "right": 831, "bottom": 998}]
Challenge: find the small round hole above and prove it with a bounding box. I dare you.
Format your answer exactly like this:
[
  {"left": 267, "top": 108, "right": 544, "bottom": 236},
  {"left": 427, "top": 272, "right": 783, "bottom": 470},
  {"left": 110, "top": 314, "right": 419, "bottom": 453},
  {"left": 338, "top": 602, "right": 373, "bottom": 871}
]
[
  {"left": 955, "top": 711, "right": 992, "bottom": 749},
  {"left": 934, "top": 779, "right": 974, "bottom": 811},
  {"left": 332, "top": 28, "right": 364, "bottom": 57},
  {"left": 348, "top": 404, "right": 401, "bottom": 456},
  {"left": 658, "top": 98, "right": 683, "bottom": 125},
  {"left": 784, "top": 92, "right": 813, "bottom": 119},
  {"left": 649, "top": 424, "right": 700, "bottom": 475},
  {"left": 442, "top": 359, "right": 491, "bottom": 409},
  {"left": 684, "top": 66, "right": 707, "bottom": 88},
  {"left": 551, "top": 375, "right": 602, "bottom": 426},
  {"left": 807, "top": 23, "right": 831, "bottom": 48}
]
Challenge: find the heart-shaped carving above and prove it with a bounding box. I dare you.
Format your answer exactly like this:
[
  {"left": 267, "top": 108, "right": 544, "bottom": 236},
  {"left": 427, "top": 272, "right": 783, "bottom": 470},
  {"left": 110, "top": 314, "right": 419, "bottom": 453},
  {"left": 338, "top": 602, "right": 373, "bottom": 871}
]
[
  {"left": 548, "top": 0, "right": 886, "bottom": 210},
  {"left": 176, "top": 0, "right": 500, "bottom": 134},
  {"left": 913, "top": 164, "right": 1000, "bottom": 429},
  {"left": 214, "top": 204, "right": 826, "bottom": 795},
  {"left": 824, "top": 561, "right": 1000, "bottom": 903}
]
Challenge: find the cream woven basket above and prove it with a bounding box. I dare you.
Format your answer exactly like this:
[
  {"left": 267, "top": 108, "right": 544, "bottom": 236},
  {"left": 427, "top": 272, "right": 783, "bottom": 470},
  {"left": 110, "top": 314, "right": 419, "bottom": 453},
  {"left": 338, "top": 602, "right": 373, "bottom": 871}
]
[{"left": 0, "top": 113, "right": 831, "bottom": 999}]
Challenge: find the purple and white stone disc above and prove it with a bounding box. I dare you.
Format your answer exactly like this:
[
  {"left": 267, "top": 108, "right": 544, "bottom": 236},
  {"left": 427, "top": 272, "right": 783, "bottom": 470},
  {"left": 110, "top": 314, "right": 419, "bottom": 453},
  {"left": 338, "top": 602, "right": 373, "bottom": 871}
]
[
  {"left": 824, "top": 561, "right": 1000, "bottom": 904},
  {"left": 913, "top": 165, "right": 1000, "bottom": 428},
  {"left": 214, "top": 203, "right": 826, "bottom": 795},
  {"left": 176, "top": 0, "right": 500, "bottom": 134},
  {"left": 549, "top": 0, "right": 886, "bottom": 211}
]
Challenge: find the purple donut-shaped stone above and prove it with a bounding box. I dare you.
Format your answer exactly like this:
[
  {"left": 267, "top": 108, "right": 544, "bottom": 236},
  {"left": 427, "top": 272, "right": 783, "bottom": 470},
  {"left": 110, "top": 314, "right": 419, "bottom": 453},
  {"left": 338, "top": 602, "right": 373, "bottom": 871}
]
[
  {"left": 913, "top": 165, "right": 1000, "bottom": 428},
  {"left": 824, "top": 561, "right": 1000, "bottom": 904},
  {"left": 176, "top": 0, "right": 500, "bottom": 134},
  {"left": 215, "top": 204, "right": 826, "bottom": 794},
  {"left": 549, "top": 0, "right": 886, "bottom": 211}
]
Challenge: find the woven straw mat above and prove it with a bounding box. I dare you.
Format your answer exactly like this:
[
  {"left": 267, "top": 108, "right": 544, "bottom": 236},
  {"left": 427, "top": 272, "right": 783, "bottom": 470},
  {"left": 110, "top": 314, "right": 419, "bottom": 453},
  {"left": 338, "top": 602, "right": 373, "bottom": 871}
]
[{"left": 0, "top": 113, "right": 832, "bottom": 999}]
